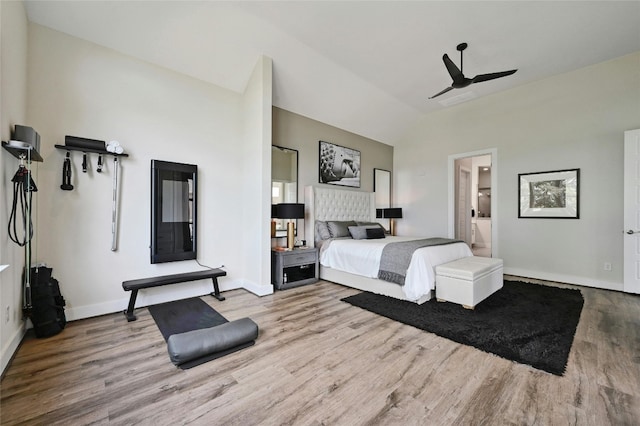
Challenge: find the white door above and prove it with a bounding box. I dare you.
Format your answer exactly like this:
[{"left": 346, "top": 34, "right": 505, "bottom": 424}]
[{"left": 624, "top": 129, "right": 640, "bottom": 294}]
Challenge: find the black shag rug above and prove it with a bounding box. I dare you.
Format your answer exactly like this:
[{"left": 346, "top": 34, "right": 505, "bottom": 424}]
[{"left": 341, "top": 280, "right": 584, "bottom": 376}]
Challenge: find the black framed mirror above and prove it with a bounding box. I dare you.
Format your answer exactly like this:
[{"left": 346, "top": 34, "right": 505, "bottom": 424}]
[
  {"left": 151, "top": 160, "right": 197, "bottom": 264},
  {"left": 272, "top": 146, "right": 298, "bottom": 237},
  {"left": 374, "top": 168, "right": 391, "bottom": 228}
]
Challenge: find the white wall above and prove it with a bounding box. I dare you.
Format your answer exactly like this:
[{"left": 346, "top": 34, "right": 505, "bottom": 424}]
[
  {"left": 395, "top": 52, "right": 640, "bottom": 291},
  {"left": 26, "top": 23, "right": 270, "bottom": 321},
  {"left": 240, "top": 56, "right": 273, "bottom": 295},
  {"left": 0, "top": 0, "right": 29, "bottom": 375}
]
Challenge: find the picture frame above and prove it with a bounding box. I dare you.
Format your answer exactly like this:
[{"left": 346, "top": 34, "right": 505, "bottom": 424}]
[
  {"left": 518, "top": 168, "right": 580, "bottom": 219},
  {"left": 319, "top": 140, "right": 361, "bottom": 187}
]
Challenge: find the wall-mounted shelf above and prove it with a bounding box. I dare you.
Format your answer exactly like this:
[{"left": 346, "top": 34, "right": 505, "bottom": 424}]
[
  {"left": 2, "top": 141, "right": 44, "bottom": 162},
  {"left": 54, "top": 144, "right": 129, "bottom": 157}
]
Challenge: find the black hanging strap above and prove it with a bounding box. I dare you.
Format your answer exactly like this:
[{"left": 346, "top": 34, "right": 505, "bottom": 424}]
[
  {"left": 61, "top": 152, "right": 74, "bottom": 191},
  {"left": 8, "top": 165, "right": 36, "bottom": 247}
]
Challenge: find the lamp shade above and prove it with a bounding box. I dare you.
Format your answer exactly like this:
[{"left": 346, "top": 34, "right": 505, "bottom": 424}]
[
  {"left": 376, "top": 209, "right": 383, "bottom": 219},
  {"left": 276, "top": 203, "right": 305, "bottom": 219},
  {"left": 383, "top": 207, "right": 403, "bottom": 219},
  {"left": 271, "top": 204, "right": 278, "bottom": 218}
]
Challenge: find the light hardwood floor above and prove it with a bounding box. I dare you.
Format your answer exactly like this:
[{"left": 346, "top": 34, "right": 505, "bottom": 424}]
[{"left": 1, "top": 278, "right": 639, "bottom": 425}]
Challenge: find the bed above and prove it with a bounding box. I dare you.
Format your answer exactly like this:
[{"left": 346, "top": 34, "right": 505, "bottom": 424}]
[{"left": 304, "top": 186, "right": 473, "bottom": 304}]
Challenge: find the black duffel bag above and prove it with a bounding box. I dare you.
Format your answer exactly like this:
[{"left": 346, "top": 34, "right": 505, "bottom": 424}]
[{"left": 29, "top": 266, "right": 66, "bottom": 338}]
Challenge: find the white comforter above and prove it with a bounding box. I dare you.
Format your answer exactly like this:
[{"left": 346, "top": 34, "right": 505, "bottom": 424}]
[{"left": 320, "top": 236, "right": 473, "bottom": 301}]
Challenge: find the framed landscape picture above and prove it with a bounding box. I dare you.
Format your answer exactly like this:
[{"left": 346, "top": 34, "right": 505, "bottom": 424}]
[
  {"left": 319, "top": 140, "right": 361, "bottom": 188},
  {"left": 518, "top": 169, "right": 580, "bottom": 218}
]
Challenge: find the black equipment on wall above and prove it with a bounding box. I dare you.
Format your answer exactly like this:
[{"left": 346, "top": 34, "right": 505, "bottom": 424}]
[
  {"left": 8, "top": 164, "right": 37, "bottom": 247},
  {"left": 12, "top": 125, "right": 41, "bottom": 153},
  {"left": 54, "top": 135, "right": 128, "bottom": 251},
  {"left": 61, "top": 152, "right": 74, "bottom": 190},
  {"left": 3, "top": 125, "right": 43, "bottom": 318},
  {"left": 65, "top": 135, "right": 106, "bottom": 151},
  {"left": 8, "top": 162, "right": 38, "bottom": 310}
]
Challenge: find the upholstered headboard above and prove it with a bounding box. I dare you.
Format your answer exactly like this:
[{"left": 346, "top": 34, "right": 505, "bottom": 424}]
[{"left": 304, "top": 186, "right": 375, "bottom": 247}]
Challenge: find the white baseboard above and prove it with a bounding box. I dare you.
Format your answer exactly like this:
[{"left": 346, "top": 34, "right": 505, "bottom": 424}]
[
  {"left": 503, "top": 267, "right": 623, "bottom": 292},
  {"left": 64, "top": 278, "right": 246, "bottom": 321},
  {"left": 7, "top": 277, "right": 268, "bottom": 325},
  {"left": 241, "top": 280, "right": 274, "bottom": 297},
  {"left": 1, "top": 322, "right": 26, "bottom": 377}
]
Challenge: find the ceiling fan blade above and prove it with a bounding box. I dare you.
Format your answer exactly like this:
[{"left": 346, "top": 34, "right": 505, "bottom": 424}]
[
  {"left": 442, "top": 54, "right": 463, "bottom": 81},
  {"left": 471, "top": 69, "right": 517, "bottom": 84},
  {"left": 428, "top": 86, "right": 454, "bottom": 99}
]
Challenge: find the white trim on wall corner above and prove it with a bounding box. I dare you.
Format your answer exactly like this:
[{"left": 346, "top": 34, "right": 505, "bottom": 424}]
[
  {"left": 504, "top": 267, "right": 623, "bottom": 292},
  {"left": 241, "top": 280, "right": 274, "bottom": 297}
]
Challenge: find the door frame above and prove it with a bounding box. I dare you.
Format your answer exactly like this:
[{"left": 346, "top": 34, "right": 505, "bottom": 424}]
[
  {"left": 456, "top": 164, "right": 472, "bottom": 246},
  {"left": 624, "top": 129, "right": 640, "bottom": 293},
  {"left": 448, "top": 148, "right": 498, "bottom": 256}
]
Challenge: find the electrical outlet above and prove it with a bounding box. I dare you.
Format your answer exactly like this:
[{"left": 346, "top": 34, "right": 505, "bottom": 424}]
[
  {"left": 5, "top": 306, "right": 10, "bottom": 324},
  {"left": 604, "top": 262, "right": 612, "bottom": 271}
]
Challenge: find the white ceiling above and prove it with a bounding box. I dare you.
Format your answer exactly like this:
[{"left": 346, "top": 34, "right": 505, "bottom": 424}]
[{"left": 23, "top": 1, "right": 640, "bottom": 144}]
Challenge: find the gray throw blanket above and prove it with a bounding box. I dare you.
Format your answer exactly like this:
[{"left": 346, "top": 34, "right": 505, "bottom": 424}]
[{"left": 378, "top": 238, "right": 463, "bottom": 285}]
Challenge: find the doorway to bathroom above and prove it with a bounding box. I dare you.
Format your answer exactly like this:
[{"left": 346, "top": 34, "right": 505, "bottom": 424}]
[{"left": 448, "top": 149, "right": 497, "bottom": 258}]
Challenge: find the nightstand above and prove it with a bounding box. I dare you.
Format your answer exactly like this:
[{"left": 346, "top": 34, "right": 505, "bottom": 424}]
[{"left": 271, "top": 247, "right": 319, "bottom": 290}]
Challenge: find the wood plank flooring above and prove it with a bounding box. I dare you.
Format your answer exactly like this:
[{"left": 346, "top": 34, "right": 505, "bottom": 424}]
[{"left": 1, "top": 278, "right": 639, "bottom": 425}]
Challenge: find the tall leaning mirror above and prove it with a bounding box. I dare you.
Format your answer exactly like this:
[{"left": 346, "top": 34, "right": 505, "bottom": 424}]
[
  {"left": 272, "top": 146, "right": 298, "bottom": 237},
  {"left": 374, "top": 168, "right": 391, "bottom": 228}
]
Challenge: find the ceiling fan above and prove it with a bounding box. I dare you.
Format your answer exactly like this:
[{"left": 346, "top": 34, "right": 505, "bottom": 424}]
[{"left": 429, "top": 43, "right": 517, "bottom": 99}]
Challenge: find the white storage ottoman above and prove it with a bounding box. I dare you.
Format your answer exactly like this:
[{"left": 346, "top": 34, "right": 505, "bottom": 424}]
[{"left": 435, "top": 256, "right": 503, "bottom": 309}]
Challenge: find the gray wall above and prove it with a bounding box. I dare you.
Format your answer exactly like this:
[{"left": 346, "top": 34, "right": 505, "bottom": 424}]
[
  {"left": 272, "top": 107, "right": 393, "bottom": 239},
  {"left": 395, "top": 52, "right": 640, "bottom": 290}
]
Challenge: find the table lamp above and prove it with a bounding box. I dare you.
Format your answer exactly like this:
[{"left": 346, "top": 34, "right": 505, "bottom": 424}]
[
  {"left": 276, "top": 203, "right": 305, "bottom": 250},
  {"left": 383, "top": 207, "right": 403, "bottom": 236}
]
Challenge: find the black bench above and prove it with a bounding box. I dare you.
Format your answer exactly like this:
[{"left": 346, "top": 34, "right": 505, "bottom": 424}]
[{"left": 122, "top": 269, "right": 226, "bottom": 322}]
